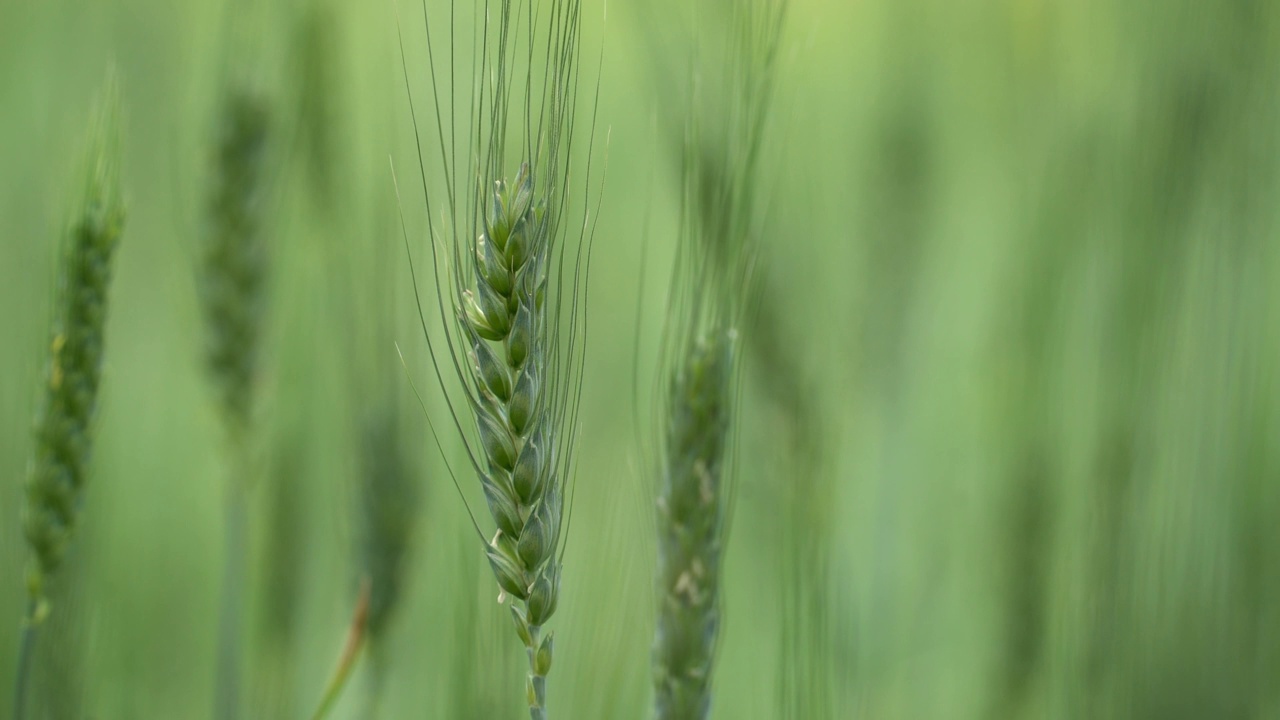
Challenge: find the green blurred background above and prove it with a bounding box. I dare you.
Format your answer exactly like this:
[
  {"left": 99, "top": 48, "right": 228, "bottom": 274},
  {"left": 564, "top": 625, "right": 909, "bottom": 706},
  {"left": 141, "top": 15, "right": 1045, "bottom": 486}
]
[{"left": 3, "top": 0, "right": 1280, "bottom": 718}]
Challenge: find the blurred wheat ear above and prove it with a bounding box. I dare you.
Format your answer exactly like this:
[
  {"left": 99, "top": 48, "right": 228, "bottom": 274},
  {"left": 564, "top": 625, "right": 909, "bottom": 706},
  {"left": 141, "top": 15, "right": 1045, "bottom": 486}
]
[
  {"left": 253, "top": 433, "right": 306, "bottom": 718},
  {"left": 653, "top": 332, "right": 735, "bottom": 720},
  {"left": 200, "top": 88, "right": 270, "bottom": 439},
  {"left": 199, "top": 84, "right": 273, "bottom": 720},
  {"left": 643, "top": 1, "right": 789, "bottom": 718},
  {"left": 14, "top": 73, "right": 126, "bottom": 720}
]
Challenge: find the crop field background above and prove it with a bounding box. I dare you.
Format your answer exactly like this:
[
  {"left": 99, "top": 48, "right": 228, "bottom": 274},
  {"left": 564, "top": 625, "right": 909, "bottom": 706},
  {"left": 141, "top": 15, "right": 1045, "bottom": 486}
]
[{"left": 2, "top": 1, "right": 1279, "bottom": 718}]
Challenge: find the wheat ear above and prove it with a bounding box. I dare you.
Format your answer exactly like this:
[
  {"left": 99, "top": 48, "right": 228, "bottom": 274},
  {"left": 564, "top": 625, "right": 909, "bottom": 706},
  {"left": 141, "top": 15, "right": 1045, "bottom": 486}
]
[
  {"left": 402, "top": 0, "right": 599, "bottom": 715},
  {"left": 15, "top": 77, "right": 125, "bottom": 720},
  {"left": 460, "top": 163, "right": 565, "bottom": 720},
  {"left": 646, "top": 2, "right": 788, "bottom": 716},
  {"left": 652, "top": 332, "right": 734, "bottom": 720},
  {"left": 201, "top": 89, "right": 270, "bottom": 436},
  {"left": 200, "top": 86, "right": 272, "bottom": 720}
]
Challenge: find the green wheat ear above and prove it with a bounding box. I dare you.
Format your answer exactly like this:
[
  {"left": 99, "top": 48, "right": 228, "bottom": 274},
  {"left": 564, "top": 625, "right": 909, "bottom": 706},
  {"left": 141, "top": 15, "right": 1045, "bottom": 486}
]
[
  {"left": 462, "top": 164, "right": 564, "bottom": 720},
  {"left": 200, "top": 84, "right": 272, "bottom": 720},
  {"left": 22, "top": 78, "right": 126, "bottom": 612},
  {"left": 402, "top": 0, "right": 596, "bottom": 715},
  {"left": 14, "top": 74, "right": 126, "bottom": 720},
  {"left": 653, "top": 331, "right": 734, "bottom": 720},
  {"left": 644, "top": 2, "right": 788, "bottom": 718},
  {"left": 200, "top": 88, "right": 271, "bottom": 439}
]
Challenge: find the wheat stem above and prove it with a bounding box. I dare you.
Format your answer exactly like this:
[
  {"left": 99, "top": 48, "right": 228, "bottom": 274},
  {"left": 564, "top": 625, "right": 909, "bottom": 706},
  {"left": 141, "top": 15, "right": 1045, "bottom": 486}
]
[
  {"left": 215, "top": 468, "right": 250, "bottom": 720},
  {"left": 200, "top": 85, "right": 270, "bottom": 720},
  {"left": 526, "top": 624, "right": 548, "bottom": 720},
  {"left": 11, "top": 601, "right": 39, "bottom": 720}
]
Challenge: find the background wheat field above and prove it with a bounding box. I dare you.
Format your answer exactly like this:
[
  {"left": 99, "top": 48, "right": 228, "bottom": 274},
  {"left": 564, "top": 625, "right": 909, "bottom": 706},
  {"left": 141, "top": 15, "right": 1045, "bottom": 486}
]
[{"left": 3, "top": 1, "right": 1280, "bottom": 718}]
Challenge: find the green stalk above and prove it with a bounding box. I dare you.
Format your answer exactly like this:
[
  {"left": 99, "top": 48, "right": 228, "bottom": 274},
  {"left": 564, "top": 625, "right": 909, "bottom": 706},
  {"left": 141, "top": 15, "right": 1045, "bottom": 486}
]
[
  {"left": 12, "top": 601, "right": 39, "bottom": 720},
  {"left": 525, "top": 624, "right": 549, "bottom": 720},
  {"left": 215, "top": 469, "right": 250, "bottom": 720}
]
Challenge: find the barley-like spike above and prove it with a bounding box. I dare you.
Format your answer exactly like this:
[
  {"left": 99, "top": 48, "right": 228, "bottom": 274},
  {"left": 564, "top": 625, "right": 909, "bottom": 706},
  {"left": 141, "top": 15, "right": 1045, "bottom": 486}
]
[
  {"left": 16, "top": 77, "right": 125, "bottom": 720},
  {"left": 653, "top": 334, "right": 734, "bottom": 720}
]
